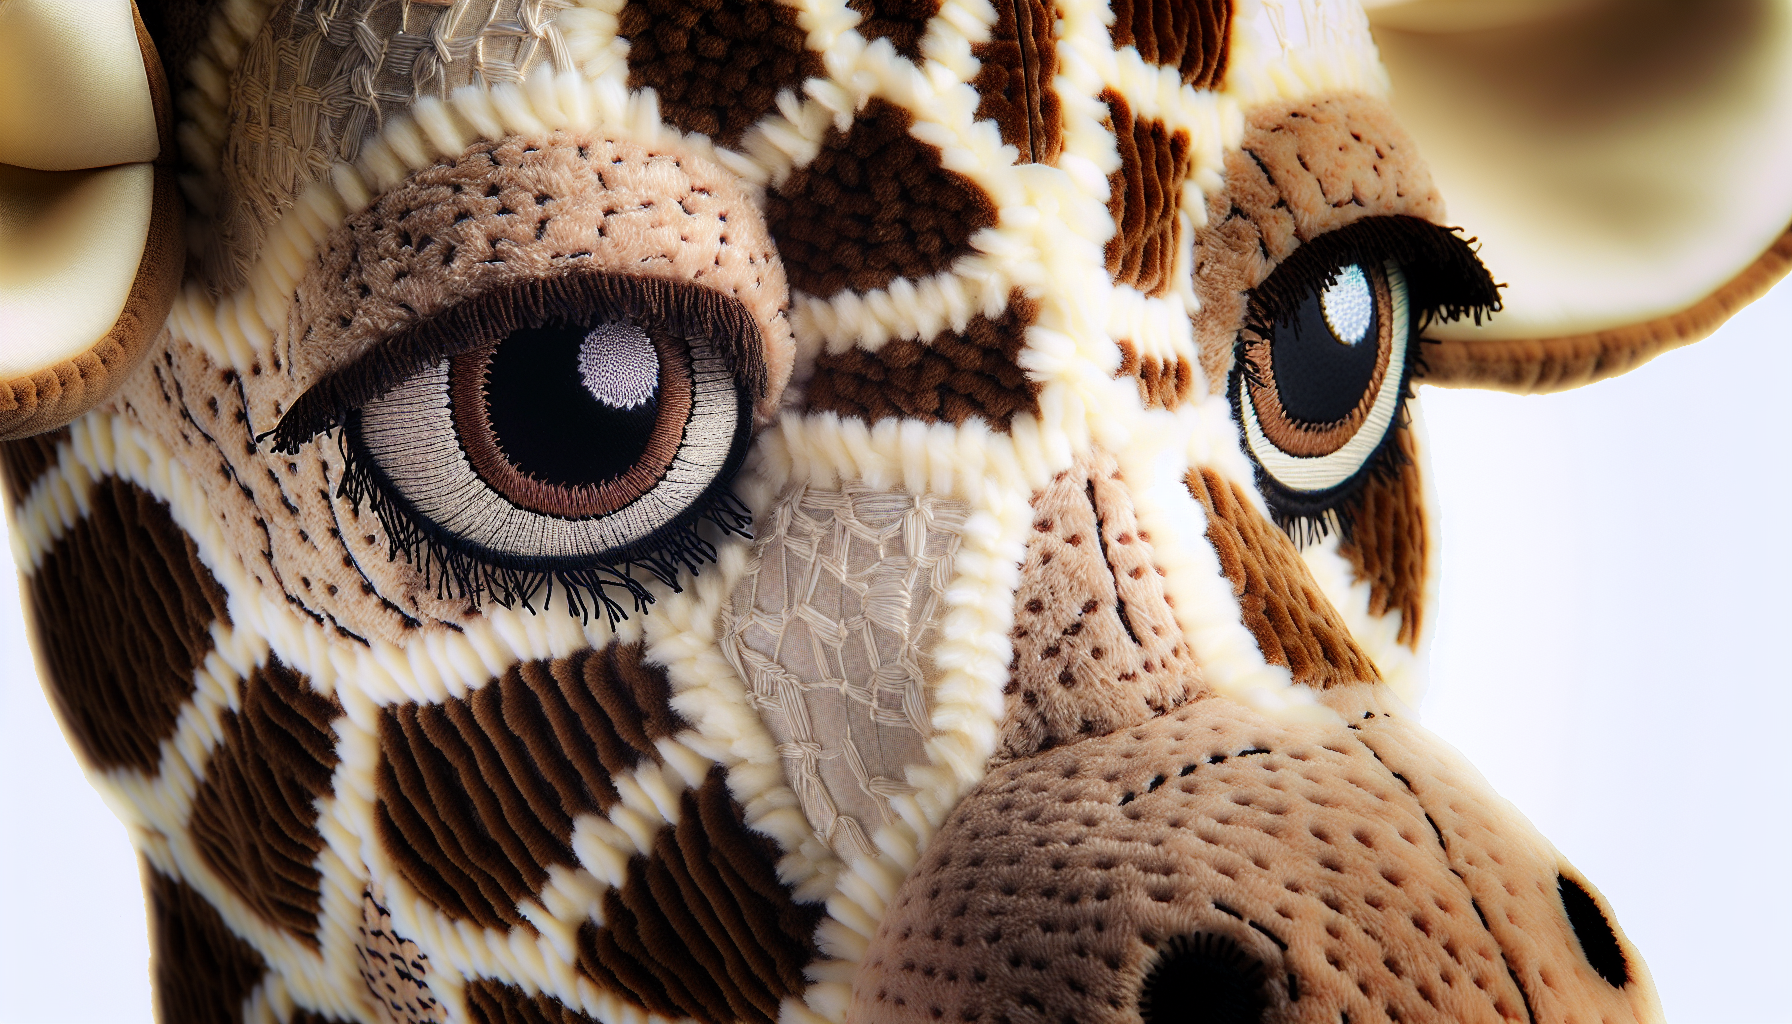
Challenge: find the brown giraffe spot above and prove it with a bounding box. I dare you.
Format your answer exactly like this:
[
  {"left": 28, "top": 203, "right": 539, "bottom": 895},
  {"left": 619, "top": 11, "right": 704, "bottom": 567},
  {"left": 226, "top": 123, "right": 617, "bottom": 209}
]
[
  {"left": 1115, "top": 339, "right": 1196, "bottom": 410},
  {"left": 973, "top": 0, "right": 1063, "bottom": 163},
  {"left": 1185, "top": 468, "right": 1378, "bottom": 687},
  {"left": 1336, "top": 426, "right": 1428, "bottom": 647},
  {"left": 465, "top": 979, "right": 600, "bottom": 1024},
  {"left": 148, "top": 868, "right": 266, "bottom": 1024},
  {"left": 848, "top": 0, "right": 941, "bottom": 61},
  {"left": 1103, "top": 89, "right": 1193, "bottom": 297},
  {"left": 575, "top": 767, "right": 823, "bottom": 1024},
  {"left": 1000, "top": 449, "right": 1202, "bottom": 762},
  {"left": 375, "top": 643, "right": 686, "bottom": 930},
  {"left": 190, "top": 655, "right": 342, "bottom": 948},
  {"left": 618, "top": 0, "right": 823, "bottom": 147},
  {"left": 803, "top": 291, "right": 1039, "bottom": 428},
  {"left": 1109, "top": 0, "right": 1231, "bottom": 87},
  {"left": 766, "top": 98, "right": 999, "bottom": 296},
  {"left": 30, "top": 476, "right": 230, "bottom": 773},
  {"left": 0, "top": 426, "right": 69, "bottom": 501}
]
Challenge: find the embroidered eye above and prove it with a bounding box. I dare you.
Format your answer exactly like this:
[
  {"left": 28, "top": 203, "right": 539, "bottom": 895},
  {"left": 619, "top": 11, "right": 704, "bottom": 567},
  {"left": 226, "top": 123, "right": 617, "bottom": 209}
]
[
  {"left": 272, "top": 275, "right": 763, "bottom": 621},
  {"left": 1230, "top": 217, "right": 1501, "bottom": 534}
]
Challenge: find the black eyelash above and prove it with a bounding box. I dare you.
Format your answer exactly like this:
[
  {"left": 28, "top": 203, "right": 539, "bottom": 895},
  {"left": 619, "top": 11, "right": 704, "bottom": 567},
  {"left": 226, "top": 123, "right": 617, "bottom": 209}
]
[
  {"left": 332, "top": 409, "right": 753, "bottom": 626},
  {"left": 1231, "top": 216, "right": 1499, "bottom": 543}
]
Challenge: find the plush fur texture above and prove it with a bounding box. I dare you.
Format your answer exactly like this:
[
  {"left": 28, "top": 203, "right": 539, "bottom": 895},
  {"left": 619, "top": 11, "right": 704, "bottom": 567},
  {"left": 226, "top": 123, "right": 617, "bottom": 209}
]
[{"left": 0, "top": 1, "right": 1685, "bottom": 1022}]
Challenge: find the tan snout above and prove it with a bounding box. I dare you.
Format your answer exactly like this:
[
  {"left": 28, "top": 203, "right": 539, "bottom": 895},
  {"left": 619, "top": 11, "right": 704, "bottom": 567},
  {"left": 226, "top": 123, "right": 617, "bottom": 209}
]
[{"left": 851, "top": 690, "right": 1660, "bottom": 1024}]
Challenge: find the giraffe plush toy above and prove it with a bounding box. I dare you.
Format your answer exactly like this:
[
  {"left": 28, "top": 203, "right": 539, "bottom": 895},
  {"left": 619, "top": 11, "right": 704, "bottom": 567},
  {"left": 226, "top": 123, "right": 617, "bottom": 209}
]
[{"left": 3, "top": 0, "right": 1789, "bottom": 1021}]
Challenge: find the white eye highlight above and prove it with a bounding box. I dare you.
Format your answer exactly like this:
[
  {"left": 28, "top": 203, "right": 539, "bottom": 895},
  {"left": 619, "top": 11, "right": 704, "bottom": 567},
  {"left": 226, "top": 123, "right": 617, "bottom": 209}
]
[
  {"left": 1321, "top": 264, "right": 1373, "bottom": 345},
  {"left": 579, "top": 322, "right": 660, "bottom": 410}
]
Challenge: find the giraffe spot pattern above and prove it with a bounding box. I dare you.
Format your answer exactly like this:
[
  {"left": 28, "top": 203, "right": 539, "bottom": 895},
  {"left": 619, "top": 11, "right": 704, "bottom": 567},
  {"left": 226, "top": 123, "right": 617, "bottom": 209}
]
[
  {"left": 575, "top": 767, "right": 824, "bottom": 1024},
  {"left": 803, "top": 291, "right": 1039, "bottom": 428},
  {"left": 1109, "top": 0, "right": 1232, "bottom": 87},
  {"left": 766, "top": 98, "right": 999, "bottom": 297},
  {"left": 148, "top": 868, "right": 267, "bottom": 1024},
  {"left": 30, "top": 476, "right": 231, "bottom": 773},
  {"left": 848, "top": 0, "right": 942, "bottom": 61},
  {"left": 973, "top": 0, "right": 1064, "bottom": 163},
  {"left": 375, "top": 643, "right": 685, "bottom": 930},
  {"left": 1335, "top": 426, "right": 1428, "bottom": 647},
  {"left": 0, "top": 426, "right": 68, "bottom": 501},
  {"left": 1103, "top": 88, "right": 1194, "bottom": 297},
  {"left": 189, "top": 655, "right": 342, "bottom": 948},
  {"left": 465, "top": 979, "right": 601, "bottom": 1023},
  {"left": 618, "top": 0, "right": 824, "bottom": 148},
  {"left": 1186, "top": 468, "right": 1379, "bottom": 687},
  {"left": 1115, "top": 339, "right": 1196, "bottom": 410}
]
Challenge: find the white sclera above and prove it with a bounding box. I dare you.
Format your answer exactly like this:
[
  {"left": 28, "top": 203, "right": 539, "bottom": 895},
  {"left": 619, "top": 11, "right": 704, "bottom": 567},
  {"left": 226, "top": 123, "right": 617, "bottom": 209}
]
[
  {"left": 1321, "top": 264, "right": 1373, "bottom": 345},
  {"left": 578, "top": 322, "right": 659, "bottom": 409}
]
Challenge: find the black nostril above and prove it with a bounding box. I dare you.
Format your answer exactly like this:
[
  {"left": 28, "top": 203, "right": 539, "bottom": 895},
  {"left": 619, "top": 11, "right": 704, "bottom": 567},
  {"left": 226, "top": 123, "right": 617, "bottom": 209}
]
[
  {"left": 1558, "top": 873, "right": 1630, "bottom": 987},
  {"left": 1139, "top": 933, "right": 1270, "bottom": 1024}
]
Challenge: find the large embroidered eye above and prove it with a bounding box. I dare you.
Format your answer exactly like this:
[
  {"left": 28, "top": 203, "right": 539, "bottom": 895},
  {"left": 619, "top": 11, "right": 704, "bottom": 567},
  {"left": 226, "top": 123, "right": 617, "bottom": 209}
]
[
  {"left": 1237, "top": 260, "right": 1410, "bottom": 494},
  {"left": 1230, "top": 217, "right": 1502, "bottom": 531},
  {"left": 273, "top": 275, "right": 762, "bottom": 620}
]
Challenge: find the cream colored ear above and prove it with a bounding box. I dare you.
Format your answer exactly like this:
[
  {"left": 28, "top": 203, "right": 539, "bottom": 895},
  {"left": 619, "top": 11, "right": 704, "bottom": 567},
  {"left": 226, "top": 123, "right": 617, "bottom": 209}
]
[
  {"left": 1366, "top": 0, "right": 1792, "bottom": 392},
  {"left": 0, "top": 0, "right": 183, "bottom": 440}
]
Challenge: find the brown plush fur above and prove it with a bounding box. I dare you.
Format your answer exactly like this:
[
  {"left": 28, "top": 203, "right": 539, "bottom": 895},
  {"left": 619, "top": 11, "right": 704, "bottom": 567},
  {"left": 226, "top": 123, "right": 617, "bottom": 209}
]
[
  {"left": 189, "top": 656, "right": 342, "bottom": 948},
  {"left": 1189, "top": 95, "right": 1444, "bottom": 392},
  {"left": 1000, "top": 450, "right": 1202, "bottom": 761},
  {"left": 847, "top": 0, "right": 941, "bottom": 61},
  {"left": 572, "top": 768, "right": 824, "bottom": 1024},
  {"left": 973, "top": 0, "right": 1064, "bottom": 164},
  {"left": 1109, "top": 0, "right": 1231, "bottom": 87},
  {"left": 803, "top": 291, "right": 1040, "bottom": 428},
  {"left": 619, "top": 0, "right": 825, "bottom": 148},
  {"left": 765, "top": 98, "right": 1000, "bottom": 297},
  {"left": 856, "top": 698, "right": 1555, "bottom": 1024},
  {"left": 149, "top": 868, "right": 269, "bottom": 1024},
  {"left": 1337, "top": 426, "right": 1427, "bottom": 647},
  {"left": 464, "top": 980, "right": 599, "bottom": 1024},
  {"left": 1115, "top": 339, "right": 1196, "bottom": 410},
  {"left": 1186, "top": 468, "right": 1380, "bottom": 687},
  {"left": 28, "top": 476, "right": 231, "bottom": 773},
  {"left": 1103, "top": 89, "right": 1193, "bottom": 296},
  {"left": 375, "top": 644, "right": 687, "bottom": 930},
  {"left": 1423, "top": 221, "right": 1792, "bottom": 392},
  {"left": 0, "top": 425, "right": 69, "bottom": 501}
]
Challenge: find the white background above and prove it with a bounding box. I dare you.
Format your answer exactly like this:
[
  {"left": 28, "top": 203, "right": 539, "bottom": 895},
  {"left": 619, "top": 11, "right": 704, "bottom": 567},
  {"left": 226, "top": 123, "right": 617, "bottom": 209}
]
[{"left": 2, "top": 279, "right": 1787, "bottom": 1022}]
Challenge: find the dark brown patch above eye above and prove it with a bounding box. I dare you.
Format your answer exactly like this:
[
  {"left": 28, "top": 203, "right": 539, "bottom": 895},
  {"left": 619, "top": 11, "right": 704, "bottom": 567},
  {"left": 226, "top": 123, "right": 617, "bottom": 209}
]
[
  {"left": 1103, "top": 90, "right": 1193, "bottom": 297},
  {"left": 465, "top": 979, "right": 601, "bottom": 1024},
  {"left": 848, "top": 0, "right": 942, "bottom": 61},
  {"left": 189, "top": 656, "right": 342, "bottom": 948},
  {"left": 1109, "top": 0, "right": 1231, "bottom": 87},
  {"left": 766, "top": 98, "right": 999, "bottom": 297},
  {"left": 375, "top": 644, "right": 685, "bottom": 930},
  {"left": 619, "top": 0, "right": 823, "bottom": 147},
  {"left": 575, "top": 767, "right": 823, "bottom": 1024},
  {"left": 803, "top": 291, "right": 1039, "bottom": 427},
  {"left": 973, "top": 0, "right": 1063, "bottom": 164},
  {"left": 148, "top": 869, "right": 267, "bottom": 1024},
  {"left": 30, "top": 477, "right": 230, "bottom": 773}
]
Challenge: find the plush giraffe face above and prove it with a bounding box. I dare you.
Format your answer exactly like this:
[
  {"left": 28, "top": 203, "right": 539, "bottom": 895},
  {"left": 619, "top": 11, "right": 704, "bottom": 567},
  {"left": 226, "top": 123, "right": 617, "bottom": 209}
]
[{"left": 16, "top": 0, "right": 1792, "bottom": 1022}]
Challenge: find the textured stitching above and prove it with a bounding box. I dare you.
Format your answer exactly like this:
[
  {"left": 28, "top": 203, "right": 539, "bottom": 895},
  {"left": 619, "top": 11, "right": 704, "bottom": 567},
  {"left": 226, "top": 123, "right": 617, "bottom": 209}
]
[
  {"left": 29, "top": 476, "right": 230, "bottom": 772},
  {"left": 766, "top": 98, "right": 999, "bottom": 297},
  {"left": 803, "top": 292, "right": 1039, "bottom": 428},
  {"left": 574, "top": 767, "right": 823, "bottom": 1024},
  {"left": 190, "top": 656, "right": 343, "bottom": 947},
  {"left": 1186, "top": 468, "right": 1379, "bottom": 688},
  {"left": 723, "top": 484, "right": 969, "bottom": 859}
]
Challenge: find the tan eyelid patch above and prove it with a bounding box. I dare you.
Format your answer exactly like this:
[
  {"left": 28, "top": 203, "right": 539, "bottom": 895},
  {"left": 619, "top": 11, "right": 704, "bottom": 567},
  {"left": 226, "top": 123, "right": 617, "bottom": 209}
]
[{"left": 287, "top": 131, "right": 796, "bottom": 422}]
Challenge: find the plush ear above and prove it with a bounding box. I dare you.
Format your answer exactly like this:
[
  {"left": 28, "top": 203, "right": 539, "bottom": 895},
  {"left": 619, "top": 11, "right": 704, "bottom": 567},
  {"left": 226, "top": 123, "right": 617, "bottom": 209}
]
[
  {"left": 0, "top": 0, "right": 184, "bottom": 440},
  {"left": 1365, "top": 0, "right": 1792, "bottom": 393}
]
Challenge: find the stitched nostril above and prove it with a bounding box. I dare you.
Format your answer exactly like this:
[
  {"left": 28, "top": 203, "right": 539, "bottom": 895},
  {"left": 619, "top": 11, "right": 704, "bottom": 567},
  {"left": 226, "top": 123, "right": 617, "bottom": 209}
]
[{"left": 1138, "top": 933, "right": 1270, "bottom": 1024}]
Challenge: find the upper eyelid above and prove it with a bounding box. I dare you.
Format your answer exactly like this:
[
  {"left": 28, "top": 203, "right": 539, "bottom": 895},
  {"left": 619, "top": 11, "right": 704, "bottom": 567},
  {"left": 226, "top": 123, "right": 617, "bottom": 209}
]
[
  {"left": 1246, "top": 216, "right": 1502, "bottom": 329},
  {"left": 266, "top": 274, "right": 767, "bottom": 455}
]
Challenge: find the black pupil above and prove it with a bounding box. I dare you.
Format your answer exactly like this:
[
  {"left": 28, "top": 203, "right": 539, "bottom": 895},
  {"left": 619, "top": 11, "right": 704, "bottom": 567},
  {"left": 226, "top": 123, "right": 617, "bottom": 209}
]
[
  {"left": 483, "top": 323, "right": 659, "bottom": 487},
  {"left": 1268, "top": 267, "right": 1382, "bottom": 425}
]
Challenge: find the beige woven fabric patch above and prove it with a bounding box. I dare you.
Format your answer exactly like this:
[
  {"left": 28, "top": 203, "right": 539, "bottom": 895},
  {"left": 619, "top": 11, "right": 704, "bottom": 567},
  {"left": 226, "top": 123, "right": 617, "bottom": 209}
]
[{"left": 722, "top": 485, "right": 969, "bottom": 862}]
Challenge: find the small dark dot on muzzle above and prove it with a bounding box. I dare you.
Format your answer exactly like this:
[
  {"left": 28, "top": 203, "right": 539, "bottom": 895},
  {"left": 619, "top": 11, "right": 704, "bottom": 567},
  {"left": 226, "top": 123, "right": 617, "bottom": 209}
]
[{"left": 1139, "top": 932, "right": 1271, "bottom": 1024}]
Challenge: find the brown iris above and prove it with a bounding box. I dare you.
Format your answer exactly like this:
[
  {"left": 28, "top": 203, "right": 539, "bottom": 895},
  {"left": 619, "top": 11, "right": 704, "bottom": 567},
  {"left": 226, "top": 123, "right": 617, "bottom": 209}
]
[
  {"left": 1243, "top": 262, "right": 1393, "bottom": 459},
  {"left": 449, "top": 321, "right": 693, "bottom": 519}
]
